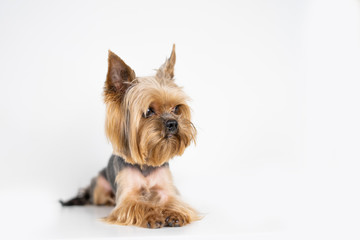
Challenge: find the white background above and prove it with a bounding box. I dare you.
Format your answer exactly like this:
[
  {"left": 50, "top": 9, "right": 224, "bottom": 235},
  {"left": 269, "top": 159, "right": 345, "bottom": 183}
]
[{"left": 0, "top": 0, "right": 359, "bottom": 239}]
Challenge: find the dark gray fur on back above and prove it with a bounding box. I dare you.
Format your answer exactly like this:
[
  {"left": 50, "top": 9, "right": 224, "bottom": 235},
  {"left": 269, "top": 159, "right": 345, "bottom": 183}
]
[{"left": 106, "top": 154, "right": 169, "bottom": 192}]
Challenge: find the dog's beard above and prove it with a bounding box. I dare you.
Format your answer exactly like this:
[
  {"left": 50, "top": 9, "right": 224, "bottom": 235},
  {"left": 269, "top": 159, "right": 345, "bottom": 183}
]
[{"left": 137, "top": 118, "right": 196, "bottom": 166}]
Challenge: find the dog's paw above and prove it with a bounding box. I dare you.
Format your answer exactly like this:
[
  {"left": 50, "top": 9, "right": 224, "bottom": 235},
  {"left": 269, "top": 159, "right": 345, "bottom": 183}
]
[
  {"left": 162, "top": 210, "right": 188, "bottom": 227},
  {"left": 142, "top": 211, "right": 165, "bottom": 229}
]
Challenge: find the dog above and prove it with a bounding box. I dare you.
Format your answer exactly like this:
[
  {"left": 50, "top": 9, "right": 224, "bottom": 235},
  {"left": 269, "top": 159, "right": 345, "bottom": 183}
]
[{"left": 60, "top": 45, "right": 200, "bottom": 228}]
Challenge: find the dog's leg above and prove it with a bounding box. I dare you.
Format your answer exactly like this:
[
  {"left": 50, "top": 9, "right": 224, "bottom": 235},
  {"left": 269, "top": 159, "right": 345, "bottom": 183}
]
[
  {"left": 92, "top": 174, "right": 115, "bottom": 206},
  {"left": 103, "top": 167, "right": 199, "bottom": 228},
  {"left": 161, "top": 197, "right": 200, "bottom": 227},
  {"left": 60, "top": 169, "right": 115, "bottom": 206}
]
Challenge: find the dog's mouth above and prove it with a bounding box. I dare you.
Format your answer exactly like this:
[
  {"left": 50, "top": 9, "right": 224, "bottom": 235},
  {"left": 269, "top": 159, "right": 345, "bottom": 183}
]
[{"left": 164, "top": 133, "right": 174, "bottom": 139}]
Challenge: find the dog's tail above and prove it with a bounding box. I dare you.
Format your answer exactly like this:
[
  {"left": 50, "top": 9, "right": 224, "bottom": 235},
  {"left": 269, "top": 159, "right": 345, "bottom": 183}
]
[{"left": 59, "top": 187, "right": 91, "bottom": 206}]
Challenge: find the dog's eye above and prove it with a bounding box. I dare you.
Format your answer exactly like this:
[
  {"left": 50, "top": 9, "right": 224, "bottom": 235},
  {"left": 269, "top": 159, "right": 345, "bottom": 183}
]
[
  {"left": 173, "top": 105, "right": 180, "bottom": 114},
  {"left": 144, "top": 107, "right": 155, "bottom": 118}
]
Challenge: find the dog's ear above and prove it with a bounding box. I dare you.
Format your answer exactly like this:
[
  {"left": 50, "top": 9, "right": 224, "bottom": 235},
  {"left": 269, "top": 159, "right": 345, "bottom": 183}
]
[
  {"left": 105, "top": 50, "right": 136, "bottom": 95},
  {"left": 156, "top": 44, "right": 176, "bottom": 80}
]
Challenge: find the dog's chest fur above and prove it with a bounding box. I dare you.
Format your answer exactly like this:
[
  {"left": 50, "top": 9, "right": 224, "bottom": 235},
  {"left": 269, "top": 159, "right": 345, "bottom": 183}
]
[{"left": 105, "top": 155, "right": 173, "bottom": 203}]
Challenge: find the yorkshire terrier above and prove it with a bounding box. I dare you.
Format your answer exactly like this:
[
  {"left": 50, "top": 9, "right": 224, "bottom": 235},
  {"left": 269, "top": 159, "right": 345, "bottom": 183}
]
[{"left": 60, "top": 45, "right": 200, "bottom": 228}]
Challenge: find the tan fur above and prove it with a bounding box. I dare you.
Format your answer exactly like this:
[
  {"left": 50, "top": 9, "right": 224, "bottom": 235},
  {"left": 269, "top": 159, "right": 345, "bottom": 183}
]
[
  {"left": 93, "top": 176, "right": 115, "bottom": 206},
  {"left": 102, "top": 45, "right": 199, "bottom": 228},
  {"left": 103, "top": 167, "right": 200, "bottom": 227},
  {"left": 104, "top": 47, "right": 196, "bottom": 167},
  {"left": 156, "top": 44, "right": 176, "bottom": 80}
]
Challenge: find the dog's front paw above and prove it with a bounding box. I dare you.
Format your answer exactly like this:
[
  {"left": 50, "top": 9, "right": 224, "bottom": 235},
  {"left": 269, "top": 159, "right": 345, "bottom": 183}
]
[
  {"left": 142, "top": 211, "right": 165, "bottom": 229},
  {"left": 162, "top": 210, "right": 188, "bottom": 227}
]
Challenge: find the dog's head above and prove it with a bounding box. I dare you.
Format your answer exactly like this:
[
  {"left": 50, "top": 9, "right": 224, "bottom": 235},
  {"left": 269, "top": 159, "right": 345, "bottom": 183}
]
[{"left": 104, "top": 45, "right": 196, "bottom": 167}]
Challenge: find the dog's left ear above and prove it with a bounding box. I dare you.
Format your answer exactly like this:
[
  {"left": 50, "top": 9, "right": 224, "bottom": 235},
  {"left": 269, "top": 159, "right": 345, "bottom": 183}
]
[{"left": 156, "top": 44, "right": 176, "bottom": 80}]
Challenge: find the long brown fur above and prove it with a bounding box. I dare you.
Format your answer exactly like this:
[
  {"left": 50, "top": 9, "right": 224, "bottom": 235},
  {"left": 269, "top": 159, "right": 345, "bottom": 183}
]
[
  {"left": 104, "top": 45, "right": 196, "bottom": 167},
  {"left": 103, "top": 167, "right": 199, "bottom": 228},
  {"left": 99, "top": 44, "right": 199, "bottom": 228}
]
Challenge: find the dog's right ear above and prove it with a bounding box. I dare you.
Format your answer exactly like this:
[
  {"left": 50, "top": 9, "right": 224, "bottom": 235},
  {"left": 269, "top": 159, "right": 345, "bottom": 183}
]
[{"left": 105, "top": 50, "right": 136, "bottom": 96}]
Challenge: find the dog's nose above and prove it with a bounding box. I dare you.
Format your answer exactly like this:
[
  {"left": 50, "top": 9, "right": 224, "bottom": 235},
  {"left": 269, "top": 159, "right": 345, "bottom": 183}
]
[{"left": 165, "top": 120, "right": 178, "bottom": 133}]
